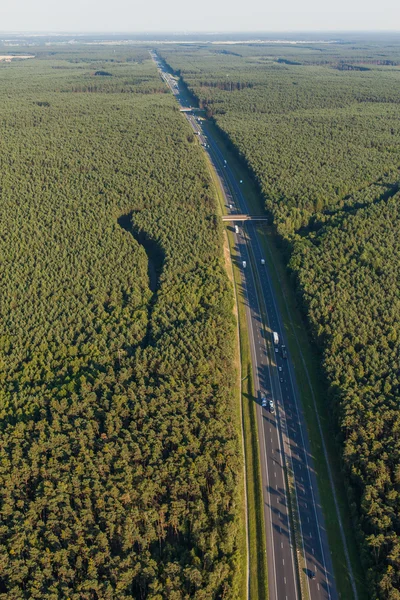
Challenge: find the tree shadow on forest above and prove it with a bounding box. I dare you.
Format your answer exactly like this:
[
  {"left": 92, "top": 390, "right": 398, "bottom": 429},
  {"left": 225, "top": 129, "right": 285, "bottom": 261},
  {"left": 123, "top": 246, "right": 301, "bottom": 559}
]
[
  {"left": 117, "top": 213, "right": 165, "bottom": 347},
  {"left": 117, "top": 213, "right": 164, "bottom": 294}
]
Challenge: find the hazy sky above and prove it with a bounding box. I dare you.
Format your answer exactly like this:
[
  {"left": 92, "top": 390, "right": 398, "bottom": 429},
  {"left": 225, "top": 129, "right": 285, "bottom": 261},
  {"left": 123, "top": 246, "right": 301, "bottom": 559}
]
[{"left": 0, "top": 0, "right": 398, "bottom": 33}]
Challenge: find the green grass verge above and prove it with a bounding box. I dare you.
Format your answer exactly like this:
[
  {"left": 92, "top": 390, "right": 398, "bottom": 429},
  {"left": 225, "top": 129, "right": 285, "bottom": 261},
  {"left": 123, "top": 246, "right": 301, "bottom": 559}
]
[
  {"left": 206, "top": 150, "right": 268, "bottom": 599},
  {"left": 207, "top": 154, "right": 248, "bottom": 600},
  {"left": 205, "top": 120, "right": 369, "bottom": 600}
]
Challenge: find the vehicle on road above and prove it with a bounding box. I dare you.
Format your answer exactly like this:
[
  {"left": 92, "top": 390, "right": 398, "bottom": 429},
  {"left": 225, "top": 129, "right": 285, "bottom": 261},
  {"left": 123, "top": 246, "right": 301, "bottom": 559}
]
[
  {"left": 261, "top": 258, "right": 265, "bottom": 265},
  {"left": 229, "top": 203, "right": 233, "bottom": 209},
  {"left": 234, "top": 225, "right": 239, "bottom": 234},
  {"left": 281, "top": 345, "right": 287, "bottom": 358},
  {"left": 310, "top": 571, "right": 316, "bottom": 580},
  {"left": 269, "top": 399, "right": 275, "bottom": 413},
  {"left": 278, "top": 366, "right": 282, "bottom": 372},
  {"left": 242, "top": 261, "right": 247, "bottom": 268},
  {"left": 275, "top": 347, "right": 279, "bottom": 353},
  {"left": 280, "top": 377, "right": 284, "bottom": 383},
  {"left": 273, "top": 331, "right": 279, "bottom": 345},
  {"left": 261, "top": 396, "right": 267, "bottom": 408}
]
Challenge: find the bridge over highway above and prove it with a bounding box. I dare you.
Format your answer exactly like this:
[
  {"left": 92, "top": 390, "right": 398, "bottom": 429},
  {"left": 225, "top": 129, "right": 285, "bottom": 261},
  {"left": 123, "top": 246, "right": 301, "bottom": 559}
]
[{"left": 221, "top": 214, "right": 269, "bottom": 222}]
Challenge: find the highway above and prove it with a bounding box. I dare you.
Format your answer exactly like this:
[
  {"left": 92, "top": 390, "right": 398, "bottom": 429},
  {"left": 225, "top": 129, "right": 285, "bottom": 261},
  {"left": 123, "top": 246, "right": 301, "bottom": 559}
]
[{"left": 152, "top": 51, "right": 338, "bottom": 600}]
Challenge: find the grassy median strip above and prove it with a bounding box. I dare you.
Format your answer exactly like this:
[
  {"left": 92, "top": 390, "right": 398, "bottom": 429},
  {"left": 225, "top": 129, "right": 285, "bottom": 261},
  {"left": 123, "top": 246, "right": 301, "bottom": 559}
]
[
  {"left": 206, "top": 150, "right": 268, "bottom": 600},
  {"left": 205, "top": 120, "right": 368, "bottom": 600}
]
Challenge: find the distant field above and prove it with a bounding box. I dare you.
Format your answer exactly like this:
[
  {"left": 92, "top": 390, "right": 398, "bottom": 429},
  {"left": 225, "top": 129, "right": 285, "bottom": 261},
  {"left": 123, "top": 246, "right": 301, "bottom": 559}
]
[{"left": 0, "top": 54, "right": 34, "bottom": 61}]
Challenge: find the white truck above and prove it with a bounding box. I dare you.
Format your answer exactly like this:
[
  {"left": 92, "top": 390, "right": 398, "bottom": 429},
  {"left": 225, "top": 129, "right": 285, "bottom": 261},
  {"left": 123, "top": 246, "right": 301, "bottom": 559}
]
[
  {"left": 234, "top": 225, "right": 239, "bottom": 234},
  {"left": 242, "top": 261, "right": 247, "bottom": 269},
  {"left": 273, "top": 331, "right": 279, "bottom": 345}
]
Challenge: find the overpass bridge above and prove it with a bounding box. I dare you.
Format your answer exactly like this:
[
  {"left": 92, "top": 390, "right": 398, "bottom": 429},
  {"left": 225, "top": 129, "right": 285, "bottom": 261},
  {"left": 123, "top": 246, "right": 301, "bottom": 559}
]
[
  {"left": 222, "top": 214, "right": 268, "bottom": 222},
  {"left": 179, "top": 107, "right": 202, "bottom": 113}
]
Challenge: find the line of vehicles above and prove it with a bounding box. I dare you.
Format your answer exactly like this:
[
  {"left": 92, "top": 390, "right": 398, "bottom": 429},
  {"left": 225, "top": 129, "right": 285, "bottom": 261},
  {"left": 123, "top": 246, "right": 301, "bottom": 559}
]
[
  {"left": 261, "top": 331, "right": 287, "bottom": 412},
  {"left": 234, "top": 224, "right": 266, "bottom": 268},
  {"left": 233, "top": 218, "right": 288, "bottom": 407}
]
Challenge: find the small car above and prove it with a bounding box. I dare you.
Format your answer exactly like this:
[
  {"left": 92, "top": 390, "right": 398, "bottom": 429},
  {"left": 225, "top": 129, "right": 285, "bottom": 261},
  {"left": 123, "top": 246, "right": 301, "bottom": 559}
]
[
  {"left": 310, "top": 571, "right": 316, "bottom": 580},
  {"left": 280, "top": 377, "right": 284, "bottom": 383},
  {"left": 261, "top": 396, "right": 267, "bottom": 408},
  {"left": 269, "top": 399, "right": 275, "bottom": 413},
  {"left": 278, "top": 366, "right": 282, "bottom": 372},
  {"left": 261, "top": 258, "right": 265, "bottom": 265},
  {"left": 275, "top": 347, "right": 279, "bottom": 353}
]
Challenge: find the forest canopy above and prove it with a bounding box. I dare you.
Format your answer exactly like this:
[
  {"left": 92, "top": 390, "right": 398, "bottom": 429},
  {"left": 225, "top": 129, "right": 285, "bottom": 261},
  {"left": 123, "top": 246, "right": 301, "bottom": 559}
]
[{"left": 0, "top": 49, "right": 242, "bottom": 598}]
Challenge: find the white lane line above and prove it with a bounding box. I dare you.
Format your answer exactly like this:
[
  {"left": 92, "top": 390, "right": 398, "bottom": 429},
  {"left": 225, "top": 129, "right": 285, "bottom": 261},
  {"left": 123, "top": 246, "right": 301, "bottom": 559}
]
[
  {"left": 284, "top": 577, "right": 286, "bottom": 585},
  {"left": 283, "top": 559, "right": 285, "bottom": 566},
  {"left": 281, "top": 542, "right": 283, "bottom": 548}
]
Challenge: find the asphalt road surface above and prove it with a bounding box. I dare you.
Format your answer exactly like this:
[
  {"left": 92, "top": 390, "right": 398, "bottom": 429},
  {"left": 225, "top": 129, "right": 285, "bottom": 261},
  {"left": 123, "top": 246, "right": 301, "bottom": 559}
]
[{"left": 152, "top": 51, "right": 338, "bottom": 600}]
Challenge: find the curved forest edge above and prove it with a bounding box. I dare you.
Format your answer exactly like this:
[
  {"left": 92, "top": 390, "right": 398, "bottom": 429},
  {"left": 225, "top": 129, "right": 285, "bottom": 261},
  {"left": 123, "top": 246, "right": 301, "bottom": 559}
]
[
  {"left": 0, "top": 49, "right": 246, "bottom": 599},
  {"left": 157, "top": 42, "right": 400, "bottom": 600}
]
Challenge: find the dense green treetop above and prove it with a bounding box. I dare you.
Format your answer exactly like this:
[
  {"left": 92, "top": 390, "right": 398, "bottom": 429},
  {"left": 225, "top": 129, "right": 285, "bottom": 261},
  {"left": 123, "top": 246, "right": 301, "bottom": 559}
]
[{"left": 0, "top": 50, "right": 242, "bottom": 599}]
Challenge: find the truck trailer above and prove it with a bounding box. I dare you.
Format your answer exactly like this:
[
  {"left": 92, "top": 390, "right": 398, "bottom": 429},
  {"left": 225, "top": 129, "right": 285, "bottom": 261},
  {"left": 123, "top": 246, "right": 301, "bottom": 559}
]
[{"left": 273, "top": 331, "right": 279, "bottom": 345}]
